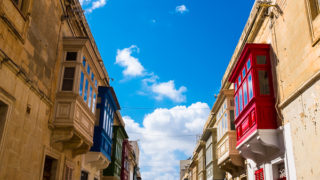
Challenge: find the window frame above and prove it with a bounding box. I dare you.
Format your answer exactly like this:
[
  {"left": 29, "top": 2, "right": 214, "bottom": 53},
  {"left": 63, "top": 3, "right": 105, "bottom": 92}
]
[{"left": 305, "top": 0, "right": 320, "bottom": 45}]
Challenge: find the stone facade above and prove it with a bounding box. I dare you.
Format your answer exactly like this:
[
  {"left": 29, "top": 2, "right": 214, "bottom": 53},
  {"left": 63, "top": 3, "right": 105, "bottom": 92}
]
[
  {"left": 0, "top": 0, "right": 115, "bottom": 179},
  {"left": 185, "top": 0, "right": 320, "bottom": 180}
]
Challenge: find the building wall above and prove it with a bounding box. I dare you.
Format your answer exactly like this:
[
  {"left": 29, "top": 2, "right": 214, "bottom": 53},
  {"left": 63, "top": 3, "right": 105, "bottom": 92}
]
[
  {"left": 0, "top": 0, "right": 111, "bottom": 179},
  {"left": 251, "top": 1, "right": 320, "bottom": 179}
]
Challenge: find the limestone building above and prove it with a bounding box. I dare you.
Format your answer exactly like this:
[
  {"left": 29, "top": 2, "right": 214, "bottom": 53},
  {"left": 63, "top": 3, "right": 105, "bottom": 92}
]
[
  {"left": 185, "top": 0, "right": 320, "bottom": 179},
  {"left": 0, "top": 0, "right": 121, "bottom": 179}
]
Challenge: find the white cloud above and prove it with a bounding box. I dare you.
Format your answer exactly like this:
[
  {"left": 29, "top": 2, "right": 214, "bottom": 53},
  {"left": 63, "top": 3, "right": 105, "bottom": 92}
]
[
  {"left": 175, "top": 5, "right": 188, "bottom": 14},
  {"left": 86, "top": 0, "right": 107, "bottom": 13},
  {"left": 123, "top": 102, "right": 210, "bottom": 180},
  {"left": 115, "top": 47, "right": 186, "bottom": 102},
  {"left": 141, "top": 74, "right": 187, "bottom": 103},
  {"left": 151, "top": 80, "right": 187, "bottom": 103},
  {"left": 116, "top": 45, "right": 145, "bottom": 77}
]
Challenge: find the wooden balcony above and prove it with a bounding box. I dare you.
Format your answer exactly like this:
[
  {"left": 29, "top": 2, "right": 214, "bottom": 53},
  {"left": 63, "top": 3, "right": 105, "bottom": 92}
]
[
  {"left": 216, "top": 130, "right": 244, "bottom": 176},
  {"left": 51, "top": 92, "right": 95, "bottom": 156}
]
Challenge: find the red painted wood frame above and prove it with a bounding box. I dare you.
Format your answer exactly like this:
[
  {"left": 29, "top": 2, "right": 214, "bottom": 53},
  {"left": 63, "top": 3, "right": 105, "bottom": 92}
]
[
  {"left": 228, "top": 44, "right": 278, "bottom": 146},
  {"left": 255, "top": 168, "right": 264, "bottom": 180},
  {"left": 121, "top": 139, "right": 130, "bottom": 180}
]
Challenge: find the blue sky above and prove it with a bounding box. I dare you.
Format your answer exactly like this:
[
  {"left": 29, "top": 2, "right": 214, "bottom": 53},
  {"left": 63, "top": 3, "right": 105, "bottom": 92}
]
[{"left": 81, "top": 0, "right": 254, "bottom": 179}]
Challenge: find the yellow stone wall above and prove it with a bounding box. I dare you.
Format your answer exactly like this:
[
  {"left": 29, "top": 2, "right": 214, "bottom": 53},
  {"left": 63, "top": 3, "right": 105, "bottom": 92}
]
[{"left": 0, "top": 0, "right": 107, "bottom": 179}]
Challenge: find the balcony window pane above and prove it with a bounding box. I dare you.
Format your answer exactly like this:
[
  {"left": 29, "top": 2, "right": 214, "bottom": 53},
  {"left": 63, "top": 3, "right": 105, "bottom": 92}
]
[
  {"left": 238, "top": 76, "right": 241, "bottom": 85},
  {"left": 257, "top": 55, "right": 266, "bottom": 64},
  {"left": 92, "top": 93, "right": 96, "bottom": 113},
  {"left": 248, "top": 74, "right": 253, "bottom": 99},
  {"left": 66, "top": 52, "right": 77, "bottom": 61},
  {"left": 235, "top": 96, "right": 238, "bottom": 117},
  {"left": 258, "top": 70, "right": 270, "bottom": 95},
  {"left": 247, "top": 59, "right": 251, "bottom": 70},
  {"left": 87, "top": 65, "right": 91, "bottom": 75},
  {"left": 224, "top": 113, "right": 227, "bottom": 131},
  {"left": 89, "top": 86, "right": 92, "bottom": 108},
  {"left": 242, "top": 68, "right": 246, "bottom": 79},
  {"left": 234, "top": 82, "right": 237, "bottom": 91},
  {"left": 91, "top": 73, "right": 94, "bottom": 81},
  {"left": 230, "top": 110, "right": 235, "bottom": 130},
  {"left": 62, "top": 67, "right": 75, "bottom": 91},
  {"left": 79, "top": 71, "right": 84, "bottom": 96},
  {"left": 82, "top": 57, "right": 86, "bottom": 67},
  {"left": 84, "top": 79, "right": 88, "bottom": 102},
  {"left": 95, "top": 80, "right": 98, "bottom": 87},
  {"left": 239, "top": 88, "right": 243, "bottom": 112},
  {"left": 243, "top": 81, "right": 248, "bottom": 106}
]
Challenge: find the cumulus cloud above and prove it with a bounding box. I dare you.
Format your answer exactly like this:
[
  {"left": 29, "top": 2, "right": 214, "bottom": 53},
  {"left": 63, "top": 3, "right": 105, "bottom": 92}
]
[
  {"left": 116, "top": 45, "right": 145, "bottom": 77},
  {"left": 151, "top": 80, "right": 187, "bottom": 103},
  {"left": 141, "top": 74, "right": 187, "bottom": 103},
  {"left": 82, "top": 0, "right": 107, "bottom": 13},
  {"left": 175, "top": 5, "right": 188, "bottom": 14},
  {"left": 123, "top": 102, "right": 210, "bottom": 179}
]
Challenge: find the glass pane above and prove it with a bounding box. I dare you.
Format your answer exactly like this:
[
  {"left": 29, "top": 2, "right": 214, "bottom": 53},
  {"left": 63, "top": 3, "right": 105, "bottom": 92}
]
[
  {"left": 89, "top": 86, "right": 92, "bottom": 108},
  {"left": 247, "top": 59, "right": 251, "bottom": 70},
  {"left": 66, "top": 52, "right": 77, "bottom": 61},
  {"left": 248, "top": 74, "right": 253, "bottom": 99},
  {"left": 235, "top": 96, "right": 238, "bottom": 117},
  {"left": 239, "top": 88, "right": 243, "bottom": 112},
  {"left": 238, "top": 76, "right": 241, "bottom": 84},
  {"left": 79, "top": 72, "right": 84, "bottom": 96},
  {"left": 87, "top": 65, "right": 91, "bottom": 75},
  {"left": 224, "top": 113, "right": 227, "bottom": 131},
  {"left": 257, "top": 55, "right": 266, "bottom": 64},
  {"left": 82, "top": 57, "right": 86, "bottom": 67},
  {"left": 258, "top": 70, "right": 270, "bottom": 95},
  {"left": 84, "top": 79, "right": 88, "bottom": 102},
  {"left": 234, "top": 82, "right": 237, "bottom": 91},
  {"left": 243, "top": 81, "right": 248, "bottom": 106},
  {"left": 92, "top": 93, "right": 96, "bottom": 113},
  {"left": 242, "top": 68, "right": 246, "bottom": 79},
  {"left": 230, "top": 110, "right": 235, "bottom": 130},
  {"left": 95, "top": 80, "right": 98, "bottom": 87},
  {"left": 62, "top": 67, "right": 75, "bottom": 91},
  {"left": 91, "top": 73, "right": 94, "bottom": 81}
]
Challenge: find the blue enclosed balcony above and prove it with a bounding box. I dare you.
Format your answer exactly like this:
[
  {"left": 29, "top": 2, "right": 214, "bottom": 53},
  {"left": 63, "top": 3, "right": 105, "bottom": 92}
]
[{"left": 85, "top": 86, "right": 120, "bottom": 170}]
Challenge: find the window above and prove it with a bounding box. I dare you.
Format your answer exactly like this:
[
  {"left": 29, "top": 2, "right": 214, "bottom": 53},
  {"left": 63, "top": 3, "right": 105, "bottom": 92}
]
[
  {"left": 42, "top": 156, "right": 58, "bottom": 180},
  {"left": 66, "top": 52, "right": 77, "bottom": 61},
  {"left": 257, "top": 55, "right": 266, "bottom": 65},
  {"left": 239, "top": 88, "right": 243, "bottom": 112},
  {"left": 0, "top": 101, "right": 8, "bottom": 145},
  {"left": 309, "top": 0, "right": 320, "bottom": 20},
  {"left": 79, "top": 56, "right": 98, "bottom": 113},
  {"left": 84, "top": 80, "right": 89, "bottom": 102},
  {"left": 247, "top": 59, "right": 251, "bottom": 70},
  {"left": 242, "top": 68, "right": 246, "bottom": 79},
  {"left": 235, "top": 95, "right": 238, "bottom": 117},
  {"left": 248, "top": 73, "right": 253, "bottom": 99},
  {"left": 88, "top": 86, "right": 92, "bottom": 108},
  {"left": 234, "top": 82, "right": 237, "bottom": 91},
  {"left": 64, "top": 164, "right": 73, "bottom": 180},
  {"left": 81, "top": 171, "right": 89, "bottom": 180},
  {"left": 243, "top": 81, "right": 248, "bottom": 106},
  {"left": 255, "top": 168, "right": 264, "bottom": 180},
  {"left": 258, "top": 70, "right": 270, "bottom": 95},
  {"left": 79, "top": 72, "right": 84, "bottom": 96},
  {"left": 61, "top": 67, "right": 75, "bottom": 91},
  {"left": 230, "top": 110, "right": 235, "bottom": 130},
  {"left": 12, "top": 0, "right": 26, "bottom": 12},
  {"left": 92, "top": 93, "right": 96, "bottom": 113},
  {"left": 238, "top": 76, "right": 241, "bottom": 84}
]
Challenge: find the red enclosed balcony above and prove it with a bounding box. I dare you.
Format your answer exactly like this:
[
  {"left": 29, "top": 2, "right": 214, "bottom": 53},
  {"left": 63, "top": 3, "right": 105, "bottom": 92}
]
[{"left": 228, "top": 44, "right": 281, "bottom": 161}]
